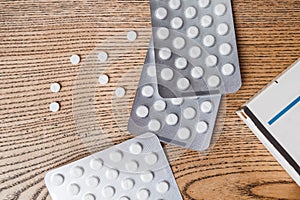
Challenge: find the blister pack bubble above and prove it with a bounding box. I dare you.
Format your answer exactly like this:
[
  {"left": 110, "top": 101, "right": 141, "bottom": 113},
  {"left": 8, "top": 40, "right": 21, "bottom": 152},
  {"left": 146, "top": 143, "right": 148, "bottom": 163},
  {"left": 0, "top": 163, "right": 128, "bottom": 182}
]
[
  {"left": 128, "top": 46, "right": 221, "bottom": 151},
  {"left": 45, "top": 133, "right": 183, "bottom": 200},
  {"left": 150, "top": 0, "right": 241, "bottom": 98}
]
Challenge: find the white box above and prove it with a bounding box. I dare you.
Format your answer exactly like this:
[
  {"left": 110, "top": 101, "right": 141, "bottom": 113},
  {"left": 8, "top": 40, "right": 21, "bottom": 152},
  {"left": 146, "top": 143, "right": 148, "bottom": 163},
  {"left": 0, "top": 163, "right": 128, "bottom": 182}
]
[{"left": 237, "top": 58, "right": 300, "bottom": 186}]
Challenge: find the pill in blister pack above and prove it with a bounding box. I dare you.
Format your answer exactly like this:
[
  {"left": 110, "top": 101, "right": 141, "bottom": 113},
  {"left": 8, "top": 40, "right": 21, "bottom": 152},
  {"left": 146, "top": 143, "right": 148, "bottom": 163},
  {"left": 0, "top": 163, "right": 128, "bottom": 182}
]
[
  {"left": 150, "top": 0, "right": 241, "bottom": 98},
  {"left": 45, "top": 133, "right": 183, "bottom": 200},
  {"left": 128, "top": 46, "right": 221, "bottom": 151}
]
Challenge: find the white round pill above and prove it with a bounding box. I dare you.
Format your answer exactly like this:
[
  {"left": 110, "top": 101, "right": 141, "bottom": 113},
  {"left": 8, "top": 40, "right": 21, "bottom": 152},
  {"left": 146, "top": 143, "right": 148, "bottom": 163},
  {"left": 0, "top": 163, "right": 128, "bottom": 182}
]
[
  {"left": 120, "top": 197, "right": 130, "bottom": 200},
  {"left": 50, "top": 102, "right": 60, "bottom": 112},
  {"left": 185, "top": 6, "right": 197, "bottom": 19},
  {"left": 222, "top": 63, "right": 235, "bottom": 76},
  {"left": 196, "top": 121, "right": 208, "bottom": 133},
  {"left": 170, "top": 17, "right": 183, "bottom": 29},
  {"left": 201, "top": 101, "right": 213, "bottom": 113},
  {"left": 148, "top": 119, "right": 161, "bottom": 132},
  {"left": 175, "top": 57, "right": 188, "bottom": 69},
  {"left": 159, "top": 47, "right": 172, "bottom": 60},
  {"left": 191, "top": 66, "right": 204, "bottom": 79},
  {"left": 189, "top": 46, "right": 202, "bottom": 58},
  {"left": 102, "top": 186, "right": 115, "bottom": 198},
  {"left": 50, "top": 83, "right": 61, "bottom": 93},
  {"left": 105, "top": 168, "right": 119, "bottom": 179},
  {"left": 145, "top": 153, "right": 158, "bottom": 165},
  {"left": 115, "top": 87, "right": 126, "bottom": 97},
  {"left": 199, "top": 0, "right": 210, "bottom": 8},
  {"left": 84, "top": 193, "right": 96, "bottom": 200},
  {"left": 70, "top": 54, "right": 80, "bottom": 65},
  {"left": 217, "top": 23, "right": 229, "bottom": 36},
  {"left": 173, "top": 37, "right": 185, "bottom": 49},
  {"left": 109, "top": 150, "right": 123, "bottom": 162},
  {"left": 155, "top": 7, "right": 168, "bottom": 20},
  {"left": 141, "top": 85, "right": 154, "bottom": 97},
  {"left": 70, "top": 166, "right": 84, "bottom": 178},
  {"left": 219, "top": 43, "right": 232, "bottom": 55},
  {"left": 68, "top": 183, "right": 80, "bottom": 195},
  {"left": 171, "top": 98, "right": 184, "bottom": 105},
  {"left": 136, "top": 105, "right": 149, "bottom": 118},
  {"left": 203, "top": 35, "right": 215, "bottom": 47},
  {"left": 205, "top": 55, "right": 218, "bottom": 67},
  {"left": 160, "top": 68, "right": 174, "bottom": 81},
  {"left": 156, "top": 181, "right": 170, "bottom": 194},
  {"left": 90, "top": 158, "right": 103, "bottom": 170},
  {"left": 147, "top": 65, "right": 156, "bottom": 77},
  {"left": 51, "top": 174, "right": 64, "bottom": 186},
  {"left": 177, "top": 78, "right": 190, "bottom": 90},
  {"left": 98, "top": 51, "right": 108, "bottom": 62},
  {"left": 201, "top": 15, "right": 213, "bottom": 28},
  {"left": 183, "top": 107, "right": 196, "bottom": 120},
  {"left": 156, "top": 27, "right": 170, "bottom": 40},
  {"left": 187, "top": 26, "right": 199, "bottom": 38},
  {"left": 125, "top": 160, "right": 139, "bottom": 171},
  {"left": 140, "top": 171, "right": 154, "bottom": 183},
  {"left": 154, "top": 100, "right": 167, "bottom": 111},
  {"left": 121, "top": 178, "right": 135, "bottom": 190},
  {"left": 98, "top": 74, "right": 109, "bottom": 85},
  {"left": 215, "top": 4, "right": 227, "bottom": 16},
  {"left": 169, "top": 0, "right": 181, "bottom": 9},
  {"left": 207, "top": 75, "right": 221, "bottom": 88},
  {"left": 86, "top": 176, "right": 100, "bottom": 187},
  {"left": 127, "top": 30, "right": 137, "bottom": 41},
  {"left": 136, "top": 189, "right": 150, "bottom": 200},
  {"left": 166, "top": 113, "right": 179, "bottom": 126},
  {"left": 129, "top": 142, "right": 143, "bottom": 154},
  {"left": 177, "top": 127, "right": 191, "bottom": 140}
]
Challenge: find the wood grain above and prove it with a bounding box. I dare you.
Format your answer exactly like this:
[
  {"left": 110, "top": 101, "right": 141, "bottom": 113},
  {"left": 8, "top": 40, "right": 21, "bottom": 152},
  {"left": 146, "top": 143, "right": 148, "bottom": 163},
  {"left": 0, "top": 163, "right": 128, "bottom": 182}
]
[{"left": 0, "top": 0, "right": 299, "bottom": 199}]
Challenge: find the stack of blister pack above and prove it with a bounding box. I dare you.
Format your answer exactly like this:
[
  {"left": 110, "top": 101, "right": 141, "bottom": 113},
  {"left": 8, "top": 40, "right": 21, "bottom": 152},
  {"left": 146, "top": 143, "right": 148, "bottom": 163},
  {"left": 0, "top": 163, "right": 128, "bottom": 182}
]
[
  {"left": 45, "top": 1, "right": 241, "bottom": 199},
  {"left": 128, "top": 0, "right": 241, "bottom": 151}
]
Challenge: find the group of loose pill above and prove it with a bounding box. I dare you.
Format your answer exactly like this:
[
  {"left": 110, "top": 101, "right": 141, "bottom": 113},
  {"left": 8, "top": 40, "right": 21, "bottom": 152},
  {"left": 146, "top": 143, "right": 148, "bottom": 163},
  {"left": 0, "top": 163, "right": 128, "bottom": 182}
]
[{"left": 49, "top": 31, "right": 138, "bottom": 113}]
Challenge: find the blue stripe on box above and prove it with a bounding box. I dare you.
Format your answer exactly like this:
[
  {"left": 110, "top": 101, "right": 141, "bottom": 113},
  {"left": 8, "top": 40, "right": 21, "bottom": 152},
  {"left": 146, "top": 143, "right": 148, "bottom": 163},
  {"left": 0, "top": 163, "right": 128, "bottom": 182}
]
[{"left": 268, "top": 96, "right": 300, "bottom": 125}]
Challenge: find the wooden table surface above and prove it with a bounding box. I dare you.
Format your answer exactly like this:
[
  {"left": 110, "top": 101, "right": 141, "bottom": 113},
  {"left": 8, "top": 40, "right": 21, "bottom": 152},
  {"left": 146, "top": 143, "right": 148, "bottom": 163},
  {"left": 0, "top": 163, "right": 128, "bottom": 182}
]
[{"left": 1, "top": 0, "right": 300, "bottom": 199}]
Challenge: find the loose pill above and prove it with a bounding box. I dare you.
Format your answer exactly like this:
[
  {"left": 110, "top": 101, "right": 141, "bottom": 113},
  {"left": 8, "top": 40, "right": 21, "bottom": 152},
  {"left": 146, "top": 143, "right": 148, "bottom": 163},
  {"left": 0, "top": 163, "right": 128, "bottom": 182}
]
[
  {"left": 98, "top": 51, "right": 108, "bottom": 62},
  {"left": 50, "top": 102, "right": 60, "bottom": 112},
  {"left": 115, "top": 87, "right": 126, "bottom": 97},
  {"left": 98, "top": 74, "right": 109, "bottom": 85},
  {"left": 50, "top": 83, "right": 61, "bottom": 93},
  {"left": 70, "top": 54, "right": 80, "bottom": 65},
  {"left": 127, "top": 31, "right": 137, "bottom": 41}
]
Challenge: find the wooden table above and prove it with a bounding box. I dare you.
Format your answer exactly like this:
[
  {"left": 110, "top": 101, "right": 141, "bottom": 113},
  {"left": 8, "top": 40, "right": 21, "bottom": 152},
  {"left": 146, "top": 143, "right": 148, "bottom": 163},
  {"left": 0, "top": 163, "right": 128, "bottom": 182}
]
[{"left": 0, "top": 0, "right": 299, "bottom": 199}]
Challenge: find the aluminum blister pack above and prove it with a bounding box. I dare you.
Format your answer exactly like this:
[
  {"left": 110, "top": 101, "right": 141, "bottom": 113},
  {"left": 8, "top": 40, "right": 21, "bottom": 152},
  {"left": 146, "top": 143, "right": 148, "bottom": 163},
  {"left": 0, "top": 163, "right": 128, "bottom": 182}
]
[
  {"left": 128, "top": 46, "right": 221, "bottom": 151},
  {"left": 150, "top": 0, "right": 241, "bottom": 98},
  {"left": 45, "top": 133, "right": 183, "bottom": 200}
]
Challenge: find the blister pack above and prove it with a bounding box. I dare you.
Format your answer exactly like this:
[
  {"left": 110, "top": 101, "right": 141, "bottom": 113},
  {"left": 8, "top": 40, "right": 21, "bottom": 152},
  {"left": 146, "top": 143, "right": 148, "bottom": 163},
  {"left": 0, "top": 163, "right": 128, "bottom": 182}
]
[
  {"left": 45, "top": 133, "right": 183, "bottom": 200},
  {"left": 150, "top": 0, "right": 241, "bottom": 98},
  {"left": 128, "top": 46, "right": 221, "bottom": 151}
]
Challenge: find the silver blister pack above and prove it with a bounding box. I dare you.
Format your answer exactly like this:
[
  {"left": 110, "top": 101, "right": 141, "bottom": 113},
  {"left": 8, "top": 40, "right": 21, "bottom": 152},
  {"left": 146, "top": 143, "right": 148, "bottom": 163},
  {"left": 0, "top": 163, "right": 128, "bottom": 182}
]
[
  {"left": 45, "top": 133, "right": 183, "bottom": 200},
  {"left": 128, "top": 46, "right": 221, "bottom": 151},
  {"left": 150, "top": 0, "right": 241, "bottom": 98}
]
